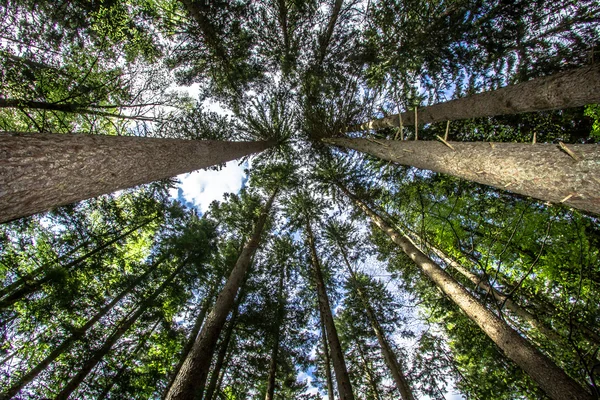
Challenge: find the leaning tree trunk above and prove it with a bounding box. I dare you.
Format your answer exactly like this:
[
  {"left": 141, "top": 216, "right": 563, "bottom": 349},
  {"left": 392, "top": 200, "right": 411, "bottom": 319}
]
[
  {"left": 319, "top": 306, "right": 335, "bottom": 400},
  {"left": 0, "top": 216, "right": 158, "bottom": 308},
  {"left": 265, "top": 265, "right": 286, "bottom": 400},
  {"left": 347, "top": 64, "right": 600, "bottom": 131},
  {"left": 306, "top": 218, "right": 355, "bottom": 400},
  {"left": 337, "top": 246, "right": 415, "bottom": 400},
  {"left": 337, "top": 182, "right": 594, "bottom": 400},
  {"left": 162, "top": 283, "right": 219, "bottom": 399},
  {"left": 165, "top": 189, "right": 278, "bottom": 400},
  {"left": 0, "top": 132, "right": 275, "bottom": 223},
  {"left": 324, "top": 138, "right": 600, "bottom": 215},
  {"left": 0, "top": 256, "right": 163, "bottom": 399},
  {"left": 356, "top": 341, "right": 382, "bottom": 400},
  {"left": 54, "top": 261, "right": 185, "bottom": 400}
]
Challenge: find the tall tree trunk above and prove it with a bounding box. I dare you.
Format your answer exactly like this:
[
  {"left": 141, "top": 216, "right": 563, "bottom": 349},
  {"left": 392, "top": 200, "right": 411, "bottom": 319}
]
[
  {"left": 324, "top": 138, "right": 600, "bottom": 215},
  {"left": 163, "top": 284, "right": 219, "bottom": 399},
  {"left": 204, "top": 304, "right": 239, "bottom": 400},
  {"left": 337, "top": 245, "right": 414, "bottom": 400},
  {"left": 347, "top": 64, "right": 600, "bottom": 131},
  {"left": 306, "top": 218, "right": 355, "bottom": 400},
  {"left": 53, "top": 261, "right": 185, "bottom": 400},
  {"left": 165, "top": 189, "right": 278, "bottom": 400},
  {"left": 0, "top": 256, "right": 163, "bottom": 398},
  {"left": 355, "top": 341, "right": 382, "bottom": 400},
  {"left": 98, "top": 319, "right": 162, "bottom": 399},
  {"left": 0, "top": 132, "right": 275, "bottom": 223},
  {"left": 265, "top": 265, "right": 286, "bottom": 400},
  {"left": 0, "top": 216, "right": 158, "bottom": 307},
  {"left": 317, "top": 0, "right": 344, "bottom": 65},
  {"left": 319, "top": 307, "right": 335, "bottom": 400},
  {"left": 336, "top": 182, "right": 594, "bottom": 400}
]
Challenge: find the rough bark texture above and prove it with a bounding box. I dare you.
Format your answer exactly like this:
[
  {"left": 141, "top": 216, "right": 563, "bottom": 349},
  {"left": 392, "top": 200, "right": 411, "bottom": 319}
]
[
  {"left": 348, "top": 64, "right": 600, "bottom": 131},
  {"left": 306, "top": 220, "right": 355, "bottom": 400},
  {"left": 319, "top": 306, "right": 336, "bottom": 400},
  {"left": 0, "top": 132, "right": 273, "bottom": 223},
  {"left": 325, "top": 138, "right": 600, "bottom": 215},
  {"left": 265, "top": 267, "right": 286, "bottom": 400},
  {"left": 54, "top": 262, "right": 183, "bottom": 400},
  {"left": 338, "top": 183, "right": 593, "bottom": 400},
  {"left": 339, "top": 250, "right": 414, "bottom": 400},
  {"left": 165, "top": 189, "right": 277, "bottom": 400},
  {"left": 204, "top": 307, "right": 238, "bottom": 400},
  {"left": 0, "top": 258, "right": 162, "bottom": 399}
]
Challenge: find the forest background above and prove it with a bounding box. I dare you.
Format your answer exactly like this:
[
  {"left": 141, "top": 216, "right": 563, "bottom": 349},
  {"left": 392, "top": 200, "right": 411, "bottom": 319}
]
[{"left": 1, "top": 0, "right": 600, "bottom": 399}]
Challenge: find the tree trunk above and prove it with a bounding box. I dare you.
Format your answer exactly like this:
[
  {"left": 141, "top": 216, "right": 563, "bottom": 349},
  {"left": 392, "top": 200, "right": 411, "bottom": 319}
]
[
  {"left": 355, "top": 341, "right": 382, "bottom": 400},
  {"left": 53, "top": 261, "right": 185, "bottom": 400},
  {"left": 98, "top": 319, "right": 161, "bottom": 399},
  {"left": 347, "top": 64, "right": 600, "bottom": 131},
  {"left": 338, "top": 247, "right": 414, "bottom": 400},
  {"left": 306, "top": 219, "right": 355, "bottom": 400},
  {"left": 0, "top": 216, "right": 158, "bottom": 307},
  {"left": 337, "top": 182, "right": 594, "bottom": 400},
  {"left": 165, "top": 189, "right": 278, "bottom": 400},
  {"left": 324, "top": 138, "right": 600, "bottom": 215},
  {"left": 317, "top": 0, "right": 344, "bottom": 65},
  {"left": 163, "top": 285, "right": 219, "bottom": 399},
  {"left": 0, "top": 256, "right": 163, "bottom": 398},
  {"left": 0, "top": 132, "right": 274, "bottom": 223},
  {"left": 265, "top": 265, "right": 286, "bottom": 400},
  {"left": 204, "top": 305, "right": 239, "bottom": 400},
  {"left": 319, "top": 307, "right": 335, "bottom": 400}
]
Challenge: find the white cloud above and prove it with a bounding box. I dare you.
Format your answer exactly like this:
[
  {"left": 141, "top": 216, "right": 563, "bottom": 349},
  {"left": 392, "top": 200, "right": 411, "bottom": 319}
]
[{"left": 170, "top": 160, "right": 247, "bottom": 212}]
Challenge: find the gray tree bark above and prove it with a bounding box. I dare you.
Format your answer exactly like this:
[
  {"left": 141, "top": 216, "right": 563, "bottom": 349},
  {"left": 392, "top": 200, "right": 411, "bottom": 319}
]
[
  {"left": 324, "top": 137, "right": 600, "bottom": 215},
  {"left": 306, "top": 218, "right": 355, "bottom": 400},
  {"left": 0, "top": 132, "right": 274, "bottom": 223},
  {"left": 337, "top": 182, "right": 594, "bottom": 400},
  {"left": 348, "top": 64, "right": 600, "bottom": 131},
  {"left": 319, "top": 304, "right": 336, "bottom": 400},
  {"left": 165, "top": 189, "right": 278, "bottom": 400}
]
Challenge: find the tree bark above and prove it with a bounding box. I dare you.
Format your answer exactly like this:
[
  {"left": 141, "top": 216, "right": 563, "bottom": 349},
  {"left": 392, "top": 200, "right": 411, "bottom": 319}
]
[
  {"left": 337, "top": 182, "right": 594, "bottom": 400},
  {"left": 165, "top": 189, "right": 278, "bottom": 400},
  {"left": 347, "top": 64, "right": 600, "bottom": 131},
  {"left": 306, "top": 218, "right": 355, "bottom": 400},
  {"left": 0, "top": 257, "right": 163, "bottom": 399},
  {"left": 163, "top": 284, "right": 218, "bottom": 399},
  {"left": 0, "top": 132, "right": 274, "bottom": 223},
  {"left": 265, "top": 265, "right": 286, "bottom": 400},
  {"left": 53, "top": 261, "right": 185, "bottom": 400},
  {"left": 324, "top": 138, "right": 600, "bottom": 215},
  {"left": 0, "top": 216, "right": 158, "bottom": 307},
  {"left": 338, "top": 247, "right": 414, "bottom": 400},
  {"left": 355, "top": 341, "right": 382, "bottom": 400},
  {"left": 319, "top": 306, "right": 335, "bottom": 400}
]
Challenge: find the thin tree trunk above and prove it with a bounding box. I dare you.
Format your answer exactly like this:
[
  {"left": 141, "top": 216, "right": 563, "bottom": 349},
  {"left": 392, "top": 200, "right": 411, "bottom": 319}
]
[
  {"left": 265, "top": 266, "right": 286, "bottom": 400},
  {"left": 53, "top": 261, "right": 185, "bottom": 400},
  {"left": 0, "top": 216, "right": 158, "bottom": 306},
  {"left": 306, "top": 218, "right": 355, "bottom": 400},
  {"left": 204, "top": 306, "right": 239, "bottom": 400},
  {"left": 347, "top": 64, "right": 600, "bottom": 131},
  {"left": 163, "top": 285, "right": 219, "bottom": 399},
  {"left": 0, "top": 132, "right": 275, "bottom": 223},
  {"left": 98, "top": 319, "right": 161, "bottom": 399},
  {"left": 165, "top": 189, "right": 278, "bottom": 400},
  {"left": 317, "top": 0, "right": 344, "bottom": 65},
  {"left": 324, "top": 138, "right": 600, "bottom": 215},
  {"left": 320, "top": 308, "right": 335, "bottom": 400},
  {"left": 337, "top": 182, "right": 594, "bottom": 400},
  {"left": 355, "top": 342, "right": 382, "bottom": 400},
  {"left": 337, "top": 246, "right": 414, "bottom": 400},
  {"left": 0, "top": 256, "right": 163, "bottom": 398}
]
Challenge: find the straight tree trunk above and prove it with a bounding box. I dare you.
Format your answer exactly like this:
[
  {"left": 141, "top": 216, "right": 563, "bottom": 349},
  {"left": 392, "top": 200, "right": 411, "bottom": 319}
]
[
  {"left": 347, "top": 64, "right": 600, "bottom": 131},
  {"left": 336, "top": 182, "right": 594, "bottom": 400},
  {"left": 0, "top": 256, "right": 163, "bottom": 399},
  {"left": 53, "top": 261, "right": 185, "bottom": 400},
  {"left": 324, "top": 138, "right": 600, "bottom": 215},
  {"left": 355, "top": 341, "right": 382, "bottom": 400},
  {"left": 337, "top": 246, "right": 415, "bottom": 400},
  {"left": 165, "top": 189, "right": 278, "bottom": 400},
  {"left": 306, "top": 218, "right": 355, "bottom": 400},
  {"left": 0, "top": 216, "right": 158, "bottom": 307},
  {"left": 98, "top": 319, "right": 162, "bottom": 399},
  {"left": 163, "top": 284, "right": 219, "bottom": 399},
  {"left": 0, "top": 132, "right": 274, "bottom": 223},
  {"left": 319, "top": 307, "right": 335, "bottom": 400},
  {"left": 265, "top": 266, "right": 286, "bottom": 400}
]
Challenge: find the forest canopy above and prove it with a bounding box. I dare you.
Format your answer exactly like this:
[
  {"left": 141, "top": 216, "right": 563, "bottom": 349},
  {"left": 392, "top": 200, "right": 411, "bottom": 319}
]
[{"left": 1, "top": 0, "right": 600, "bottom": 399}]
